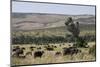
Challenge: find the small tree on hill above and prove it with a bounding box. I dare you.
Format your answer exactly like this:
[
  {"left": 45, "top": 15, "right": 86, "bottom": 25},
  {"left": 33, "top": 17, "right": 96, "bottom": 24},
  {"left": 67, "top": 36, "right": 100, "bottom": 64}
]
[{"left": 65, "top": 17, "right": 87, "bottom": 47}]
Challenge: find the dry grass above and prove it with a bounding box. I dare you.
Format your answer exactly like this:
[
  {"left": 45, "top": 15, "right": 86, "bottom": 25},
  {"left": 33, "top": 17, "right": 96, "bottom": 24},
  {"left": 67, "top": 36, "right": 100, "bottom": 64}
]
[{"left": 11, "top": 42, "right": 96, "bottom": 66}]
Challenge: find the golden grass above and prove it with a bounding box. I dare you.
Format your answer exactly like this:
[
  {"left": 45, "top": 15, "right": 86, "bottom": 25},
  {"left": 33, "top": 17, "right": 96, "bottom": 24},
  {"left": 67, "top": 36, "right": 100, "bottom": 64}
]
[{"left": 11, "top": 42, "right": 96, "bottom": 66}]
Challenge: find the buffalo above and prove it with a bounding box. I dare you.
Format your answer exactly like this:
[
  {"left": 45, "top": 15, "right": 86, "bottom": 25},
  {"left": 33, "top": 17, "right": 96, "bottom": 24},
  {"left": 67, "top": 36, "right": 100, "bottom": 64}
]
[
  {"left": 34, "top": 51, "right": 44, "bottom": 58},
  {"left": 63, "top": 47, "right": 81, "bottom": 56},
  {"left": 55, "top": 52, "right": 62, "bottom": 56},
  {"left": 12, "top": 46, "right": 20, "bottom": 52},
  {"left": 46, "top": 47, "right": 54, "bottom": 51},
  {"left": 12, "top": 47, "right": 25, "bottom": 57},
  {"left": 30, "top": 46, "right": 34, "bottom": 51}
]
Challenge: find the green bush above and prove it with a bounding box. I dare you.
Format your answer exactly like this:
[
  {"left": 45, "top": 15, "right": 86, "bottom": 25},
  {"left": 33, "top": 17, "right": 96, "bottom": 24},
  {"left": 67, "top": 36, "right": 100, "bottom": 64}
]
[{"left": 73, "top": 37, "right": 87, "bottom": 48}]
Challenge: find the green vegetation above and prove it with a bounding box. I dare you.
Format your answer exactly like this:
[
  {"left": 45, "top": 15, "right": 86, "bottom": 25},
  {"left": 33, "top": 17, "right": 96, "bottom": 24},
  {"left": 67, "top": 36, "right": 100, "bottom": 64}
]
[
  {"left": 12, "top": 21, "right": 95, "bottom": 45},
  {"left": 12, "top": 33, "right": 95, "bottom": 45}
]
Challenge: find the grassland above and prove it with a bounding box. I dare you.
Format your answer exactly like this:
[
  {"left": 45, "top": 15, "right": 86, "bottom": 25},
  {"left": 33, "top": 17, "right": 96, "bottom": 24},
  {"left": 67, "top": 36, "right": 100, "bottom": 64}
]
[
  {"left": 11, "top": 42, "right": 95, "bottom": 66},
  {"left": 12, "top": 24, "right": 95, "bottom": 37},
  {"left": 11, "top": 23, "right": 96, "bottom": 66}
]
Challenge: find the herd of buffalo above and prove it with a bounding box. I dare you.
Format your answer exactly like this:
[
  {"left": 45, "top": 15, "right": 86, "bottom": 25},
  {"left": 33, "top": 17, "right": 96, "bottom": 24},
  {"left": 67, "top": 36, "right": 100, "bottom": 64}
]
[{"left": 11, "top": 44, "right": 82, "bottom": 59}]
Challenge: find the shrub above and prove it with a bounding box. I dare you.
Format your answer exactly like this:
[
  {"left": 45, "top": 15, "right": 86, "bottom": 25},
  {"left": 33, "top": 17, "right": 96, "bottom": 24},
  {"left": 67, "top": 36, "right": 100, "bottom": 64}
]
[
  {"left": 73, "top": 37, "right": 87, "bottom": 48},
  {"left": 89, "top": 45, "right": 96, "bottom": 56}
]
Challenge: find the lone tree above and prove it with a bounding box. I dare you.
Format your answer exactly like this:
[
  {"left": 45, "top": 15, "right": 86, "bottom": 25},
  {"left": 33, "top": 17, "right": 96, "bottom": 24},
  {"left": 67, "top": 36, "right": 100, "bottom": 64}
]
[
  {"left": 65, "top": 17, "right": 87, "bottom": 47},
  {"left": 65, "top": 17, "right": 80, "bottom": 38}
]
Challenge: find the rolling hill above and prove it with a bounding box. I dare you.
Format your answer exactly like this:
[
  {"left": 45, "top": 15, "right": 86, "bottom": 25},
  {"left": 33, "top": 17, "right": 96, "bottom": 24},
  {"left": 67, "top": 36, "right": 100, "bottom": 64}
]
[{"left": 11, "top": 13, "right": 95, "bottom": 31}]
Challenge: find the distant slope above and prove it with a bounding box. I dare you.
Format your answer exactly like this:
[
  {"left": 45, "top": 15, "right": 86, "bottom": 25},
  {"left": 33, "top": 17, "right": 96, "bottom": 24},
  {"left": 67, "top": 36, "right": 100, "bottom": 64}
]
[{"left": 11, "top": 13, "right": 95, "bottom": 31}]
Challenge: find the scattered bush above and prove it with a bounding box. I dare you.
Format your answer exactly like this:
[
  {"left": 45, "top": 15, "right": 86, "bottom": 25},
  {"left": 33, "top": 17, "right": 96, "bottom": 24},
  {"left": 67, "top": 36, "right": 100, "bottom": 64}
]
[
  {"left": 89, "top": 45, "right": 96, "bottom": 56},
  {"left": 73, "top": 37, "right": 88, "bottom": 48},
  {"left": 12, "top": 34, "right": 95, "bottom": 45}
]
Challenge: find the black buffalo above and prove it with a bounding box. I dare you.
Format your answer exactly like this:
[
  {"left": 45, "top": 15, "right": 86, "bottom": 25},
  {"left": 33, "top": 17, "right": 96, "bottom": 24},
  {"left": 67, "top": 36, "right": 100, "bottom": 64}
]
[
  {"left": 34, "top": 51, "right": 44, "bottom": 58},
  {"left": 12, "top": 46, "right": 20, "bottom": 52},
  {"left": 46, "top": 47, "right": 54, "bottom": 51},
  {"left": 12, "top": 47, "right": 25, "bottom": 57},
  {"left": 30, "top": 46, "right": 34, "bottom": 51},
  {"left": 55, "top": 52, "right": 62, "bottom": 56},
  {"left": 63, "top": 47, "right": 81, "bottom": 56}
]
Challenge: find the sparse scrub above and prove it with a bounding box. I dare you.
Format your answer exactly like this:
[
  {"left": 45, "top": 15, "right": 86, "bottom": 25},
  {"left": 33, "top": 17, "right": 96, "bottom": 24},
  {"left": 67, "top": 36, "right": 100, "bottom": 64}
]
[{"left": 89, "top": 45, "right": 96, "bottom": 56}]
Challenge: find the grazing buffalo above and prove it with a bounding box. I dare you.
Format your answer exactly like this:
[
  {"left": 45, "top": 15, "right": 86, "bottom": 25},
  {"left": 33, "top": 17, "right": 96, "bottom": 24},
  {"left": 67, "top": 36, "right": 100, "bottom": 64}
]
[
  {"left": 22, "top": 47, "right": 25, "bottom": 50},
  {"left": 12, "top": 48, "right": 17, "bottom": 52},
  {"left": 34, "top": 51, "right": 44, "bottom": 58},
  {"left": 12, "top": 46, "right": 20, "bottom": 52},
  {"left": 51, "top": 45, "right": 57, "bottom": 48},
  {"left": 30, "top": 46, "right": 34, "bottom": 51},
  {"left": 63, "top": 47, "right": 81, "bottom": 56},
  {"left": 63, "top": 43, "right": 65, "bottom": 45},
  {"left": 68, "top": 44, "right": 71, "bottom": 47},
  {"left": 54, "top": 46, "right": 57, "bottom": 48},
  {"left": 55, "top": 52, "right": 62, "bottom": 56},
  {"left": 46, "top": 47, "right": 54, "bottom": 51},
  {"left": 16, "top": 48, "right": 24, "bottom": 56},
  {"left": 30, "top": 46, "right": 34, "bottom": 49},
  {"left": 12, "top": 47, "right": 25, "bottom": 57}
]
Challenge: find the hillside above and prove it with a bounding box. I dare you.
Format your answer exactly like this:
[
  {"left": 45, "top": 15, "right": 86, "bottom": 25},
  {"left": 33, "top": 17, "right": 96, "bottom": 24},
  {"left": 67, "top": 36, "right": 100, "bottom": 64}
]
[{"left": 11, "top": 13, "right": 95, "bottom": 31}]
